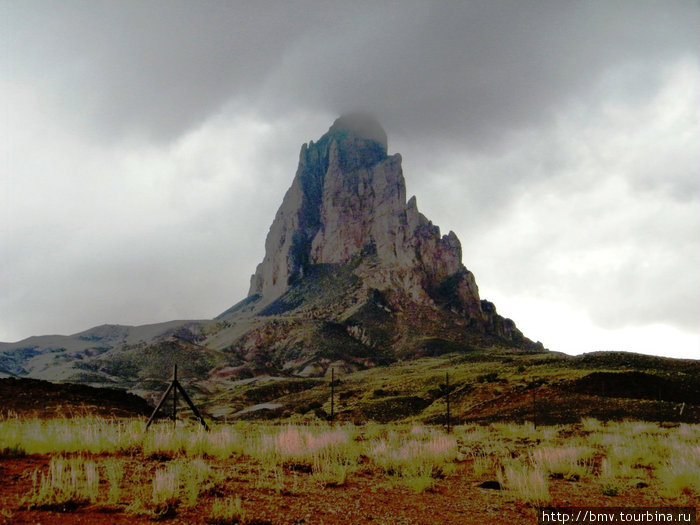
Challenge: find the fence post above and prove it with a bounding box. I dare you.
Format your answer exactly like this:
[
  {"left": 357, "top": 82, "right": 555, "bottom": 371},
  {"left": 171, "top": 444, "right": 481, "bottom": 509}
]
[
  {"left": 330, "top": 367, "right": 335, "bottom": 425},
  {"left": 145, "top": 363, "right": 209, "bottom": 431},
  {"left": 172, "top": 364, "right": 177, "bottom": 429},
  {"left": 447, "top": 372, "right": 452, "bottom": 433},
  {"left": 532, "top": 388, "right": 537, "bottom": 429}
]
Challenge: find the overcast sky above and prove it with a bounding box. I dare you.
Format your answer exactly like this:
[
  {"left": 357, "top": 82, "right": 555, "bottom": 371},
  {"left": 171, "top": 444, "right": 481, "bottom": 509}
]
[{"left": 2, "top": 1, "right": 698, "bottom": 359}]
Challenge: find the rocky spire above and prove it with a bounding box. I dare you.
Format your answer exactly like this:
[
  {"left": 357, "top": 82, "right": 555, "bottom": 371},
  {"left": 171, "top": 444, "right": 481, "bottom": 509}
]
[{"left": 248, "top": 114, "right": 487, "bottom": 322}]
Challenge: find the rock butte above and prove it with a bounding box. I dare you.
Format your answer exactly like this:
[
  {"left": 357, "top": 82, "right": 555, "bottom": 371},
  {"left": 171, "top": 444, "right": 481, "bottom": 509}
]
[{"left": 230, "top": 114, "right": 541, "bottom": 372}]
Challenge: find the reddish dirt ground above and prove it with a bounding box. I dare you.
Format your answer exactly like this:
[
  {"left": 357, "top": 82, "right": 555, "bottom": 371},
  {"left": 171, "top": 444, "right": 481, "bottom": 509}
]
[{"left": 1, "top": 452, "right": 689, "bottom": 525}]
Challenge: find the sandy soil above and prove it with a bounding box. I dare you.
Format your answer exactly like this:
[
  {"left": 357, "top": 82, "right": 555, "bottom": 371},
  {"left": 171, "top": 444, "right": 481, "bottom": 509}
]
[{"left": 1, "top": 452, "right": 684, "bottom": 525}]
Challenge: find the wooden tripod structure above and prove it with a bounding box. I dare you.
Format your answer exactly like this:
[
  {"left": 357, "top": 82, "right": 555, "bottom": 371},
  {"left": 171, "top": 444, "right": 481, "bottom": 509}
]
[{"left": 145, "top": 364, "right": 209, "bottom": 431}]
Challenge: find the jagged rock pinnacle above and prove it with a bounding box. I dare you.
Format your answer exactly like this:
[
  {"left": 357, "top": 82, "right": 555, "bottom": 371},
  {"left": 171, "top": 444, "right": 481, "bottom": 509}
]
[
  {"left": 243, "top": 116, "right": 532, "bottom": 348},
  {"left": 248, "top": 116, "right": 479, "bottom": 312}
]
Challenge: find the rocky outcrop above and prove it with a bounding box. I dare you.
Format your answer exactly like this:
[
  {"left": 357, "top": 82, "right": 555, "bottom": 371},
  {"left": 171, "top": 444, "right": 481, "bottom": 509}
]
[
  {"left": 248, "top": 113, "right": 518, "bottom": 338},
  {"left": 248, "top": 113, "right": 393, "bottom": 300}
]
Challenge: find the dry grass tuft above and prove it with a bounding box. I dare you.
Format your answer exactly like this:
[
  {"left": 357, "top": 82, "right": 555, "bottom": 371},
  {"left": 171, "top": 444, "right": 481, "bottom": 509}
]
[
  {"left": 208, "top": 495, "right": 246, "bottom": 524},
  {"left": 498, "top": 458, "right": 550, "bottom": 506},
  {"left": 27, "top": 456, "right": 99, "bottom": 509}
]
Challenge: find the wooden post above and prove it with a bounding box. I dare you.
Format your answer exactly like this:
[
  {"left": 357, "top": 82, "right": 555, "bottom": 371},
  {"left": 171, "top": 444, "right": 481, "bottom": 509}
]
[
  {"left": 445, "top": 371, "right": 451, "bottom": 434},
  {"left": 601, "top": 380, "right": 606, "bottom": 423},
  {"left": 172, "top": 364, "right": 178, "bottom": 429},
  {"left": 174, "top": 377, "right": 209, "bottom": 431},
  {"left": 145, "top": 382, "right": 174, "bottom": 430},
  {"left": 145, "top": 363, "right": 209, "bottom": 431},
  {"left": 532, "top": 389, "right": 537, "bottom": 429},
  {"left": 330, "top": 367, "right": 335, "bottom": 425}
]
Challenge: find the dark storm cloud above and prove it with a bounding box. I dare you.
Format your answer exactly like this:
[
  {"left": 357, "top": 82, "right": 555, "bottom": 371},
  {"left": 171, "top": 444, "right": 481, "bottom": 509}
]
[
  {"left": 6, "top": 1, "right": 696, "bottom": 146},
  {"left": 263, "top": 2, "right": 698, "bottom": 150},
  {"left": 5, "top": 1, "right": 342, "bottom": 140}
]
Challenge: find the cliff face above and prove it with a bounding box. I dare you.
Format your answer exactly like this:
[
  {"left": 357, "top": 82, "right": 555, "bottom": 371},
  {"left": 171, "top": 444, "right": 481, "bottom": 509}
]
[
  {"left": 247, "top": 114, "right": 515, "bottom": 338},
  {"left": 248, "top": 114, "right": 393, "bottom": 300}
]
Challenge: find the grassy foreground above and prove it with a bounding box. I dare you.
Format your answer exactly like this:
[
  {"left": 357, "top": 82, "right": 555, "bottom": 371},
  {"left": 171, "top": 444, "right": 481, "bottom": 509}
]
[{"left": 1, "top": 415, "right": 698, "bottom": 523}]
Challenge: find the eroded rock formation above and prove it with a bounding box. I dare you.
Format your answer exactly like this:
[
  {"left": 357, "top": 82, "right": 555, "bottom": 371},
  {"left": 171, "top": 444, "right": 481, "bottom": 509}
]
[{"left": 247, "top": 114, "right": 519, "bottom": 338}]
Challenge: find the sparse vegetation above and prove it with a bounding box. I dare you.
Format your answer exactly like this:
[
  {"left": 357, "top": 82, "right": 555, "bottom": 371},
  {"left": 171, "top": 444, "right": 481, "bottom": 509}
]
[
  {"left": 27, "top": 456, "right": 100, "bottom": 510},
  {"left": 497, "top": 458, "right": 550, "bottom": 505},
  {"left": 2, "top": 413, "right": 698, "bottom": 522},
  {"left": 208, "top": 495, "right": 246, "bottom": 525}
]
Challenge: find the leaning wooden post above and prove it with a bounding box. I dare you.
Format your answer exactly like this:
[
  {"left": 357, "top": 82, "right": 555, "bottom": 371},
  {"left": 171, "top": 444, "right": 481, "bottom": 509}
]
[
  {"left": 145, "top": 381, "right": 174, "bottom": 430},
  {"left": 174, "top": 377, "right": 209, "bottom": 431}
]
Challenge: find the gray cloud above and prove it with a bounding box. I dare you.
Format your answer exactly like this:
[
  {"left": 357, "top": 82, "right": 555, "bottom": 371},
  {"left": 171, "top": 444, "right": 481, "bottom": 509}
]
[
  {"left": 262, "top": 2, "right": 697, "bottom": 147},
  {"left": 6, "top": 2, "right": 326, "bottom": 140},
  {"left": 2, "top": 1, "right": 698, "bottom": 357},
  {"left": 6, "top": 2, "right": 696, "bottom": 145}
]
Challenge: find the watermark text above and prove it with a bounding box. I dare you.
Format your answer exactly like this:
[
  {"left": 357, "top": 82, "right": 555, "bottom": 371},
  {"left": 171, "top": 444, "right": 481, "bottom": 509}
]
[{"left": 539, "top": 508, "right": 696, "bottom": 525}]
